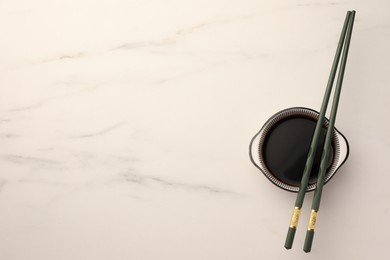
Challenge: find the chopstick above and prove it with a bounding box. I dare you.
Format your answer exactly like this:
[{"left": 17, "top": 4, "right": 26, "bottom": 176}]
[
  {"left": 303, "top": 10, "right": 356, "bottom": 253},
  {"left": 284, "top": 10, "right": 355, "bottom": 250}
]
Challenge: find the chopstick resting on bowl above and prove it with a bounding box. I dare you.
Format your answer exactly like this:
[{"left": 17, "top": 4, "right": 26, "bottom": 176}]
[
  {"left": 303, "top": 11, "right": 355, "bottom": 253},
  {"left": 284, "top": 10, "right": 356, "bottom": 251}
]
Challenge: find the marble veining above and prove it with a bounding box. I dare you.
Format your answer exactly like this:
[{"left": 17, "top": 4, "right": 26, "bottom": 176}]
[
  {"left": 70, "top": 122, "right": 126, "bottom": 139},
  {"left": 2, "top": 154, "right": 63, "bottom": 166},
  {"left": 1, "top": 0, "right": 390, "bottom": 259},
  {"left": 119, "top": 170, "right": 239, "bottom": 195}
]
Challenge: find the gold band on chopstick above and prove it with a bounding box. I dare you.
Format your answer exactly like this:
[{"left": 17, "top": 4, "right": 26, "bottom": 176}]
[
  {"left": 289, "top": 207, "right": 302, "bottom": 228},
  {"left": 308, "top": 210, "right": 319, "bottom": 231}
]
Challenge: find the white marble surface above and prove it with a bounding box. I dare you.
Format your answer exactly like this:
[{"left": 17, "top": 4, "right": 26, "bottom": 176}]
[{"left": 1, "top": 0, "right": 389, "bottom": 259}]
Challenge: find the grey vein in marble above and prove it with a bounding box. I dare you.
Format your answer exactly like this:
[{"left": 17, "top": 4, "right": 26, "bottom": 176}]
[
  {"left": 0, "top": 52, "right": 87, "bottom": 72},
  {"left": 70, "top": 122, "right": 125, "bottom": 139},
  {"left": 152, "top": 52, "right": 268, "bottom": 86},
  {"left": 113, "top": 14, "right": 257, "bottom": 51},
  {"left": 296, "top": 2, "right": 338, "bottom": 7},
  {"left": 58, "top": 53, "right": 84, "bottom": 60},
  {"left": 7, "top": 85, "right": 101, "bottom": 112},
  {"left": 1, "top": 14, "right": 258, "bottom": 74},
  {"left": 0, "top": 179, "right": 5, "bottom": 193},
  {"left": 8, "top": 96, "right": 60, "bottom": 112},
  {"left": 0, "top": 133, "right": 18, "bottom": 139},
  {"left": 2, "top": 154, "right": 62, "bottom": 166},
  {"left": 0, "top": 118, "right": 12, "bottom": 123},
  {"left": 120, "top": 171, "right": 238, "bottom": 195}
]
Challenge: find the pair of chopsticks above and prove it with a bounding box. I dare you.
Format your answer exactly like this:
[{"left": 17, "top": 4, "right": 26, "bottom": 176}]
[{"left": 284, "top": 10, "right": 356, "bottom": 252}]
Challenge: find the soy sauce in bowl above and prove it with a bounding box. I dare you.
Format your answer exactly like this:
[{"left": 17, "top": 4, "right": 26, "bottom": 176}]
[
  {"left": 262, "top": 115, "right": 334, "bottom": 187},
  {"left": 250, "top": 107, "right": 349, "bottom": 192}
]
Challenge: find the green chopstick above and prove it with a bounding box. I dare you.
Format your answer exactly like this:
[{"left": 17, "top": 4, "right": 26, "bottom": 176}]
[
  {"left": 303, "top": 10, "right": 356, "bottom": 253},
  {"left": 284, "top": 11, "right": 353, "bottom": 250}
]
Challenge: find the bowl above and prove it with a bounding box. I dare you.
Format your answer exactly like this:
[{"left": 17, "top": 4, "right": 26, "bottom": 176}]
[{"left": 249, "top": 107, "right": 349, "bottom": 192}]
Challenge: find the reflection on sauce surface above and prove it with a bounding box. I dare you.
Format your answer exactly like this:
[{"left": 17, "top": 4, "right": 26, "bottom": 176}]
[{"left": 262, "top": 116, "right": 334, "bottom": 186}]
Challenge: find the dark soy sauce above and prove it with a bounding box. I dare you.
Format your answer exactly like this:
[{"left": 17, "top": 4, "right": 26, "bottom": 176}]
[{"left": 262, "top": 116, "right": 334, "bottom": 187}]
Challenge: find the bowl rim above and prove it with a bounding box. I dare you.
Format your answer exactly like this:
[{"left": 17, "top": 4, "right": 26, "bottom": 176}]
[{"left": 249, "top": 107, "right": 350, "bottom": 192}]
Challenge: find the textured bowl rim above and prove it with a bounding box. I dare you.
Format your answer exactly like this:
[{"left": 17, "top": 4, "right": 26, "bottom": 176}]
[{"left": 249, "top": 107, "right": 349, "bottom": 192}]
